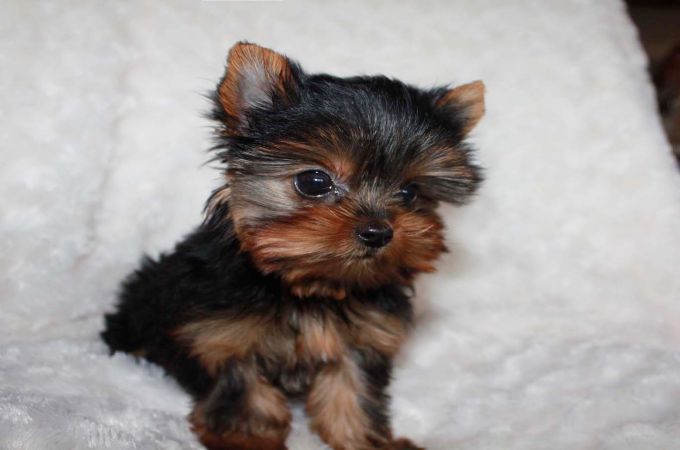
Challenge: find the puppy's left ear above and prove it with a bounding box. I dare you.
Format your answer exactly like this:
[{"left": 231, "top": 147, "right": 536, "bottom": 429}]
[
  {"left": 217, "top": 42, "right": 301, "bottom": 134},
  {"left": 436, "top": 80, "right": 486, "bottom": 136}
]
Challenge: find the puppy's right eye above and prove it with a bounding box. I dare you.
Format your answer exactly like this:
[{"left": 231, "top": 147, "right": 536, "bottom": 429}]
[{"left": 294, "top": 170, "right": 334, "bottom": 198}]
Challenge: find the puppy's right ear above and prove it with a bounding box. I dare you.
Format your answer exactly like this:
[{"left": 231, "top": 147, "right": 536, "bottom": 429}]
[
  {"left": 217, "top": 42, "right": 301, "bottom": 135},
  {"left": 436, "top": 80, "right": 485, "bottom": 136}
]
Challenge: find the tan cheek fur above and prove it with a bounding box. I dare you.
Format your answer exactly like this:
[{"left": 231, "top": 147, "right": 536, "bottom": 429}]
[{"left": 238, "top": 206, "right": 445, "bottom": 293}]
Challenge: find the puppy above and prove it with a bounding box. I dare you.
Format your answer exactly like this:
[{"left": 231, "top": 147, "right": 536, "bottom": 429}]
[{"left": 102, "top": 42, "right": 484, "bottom": 450}]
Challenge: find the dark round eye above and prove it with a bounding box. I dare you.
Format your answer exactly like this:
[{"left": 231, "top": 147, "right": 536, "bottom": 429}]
[
  {"left": 397, "top": 183, "right": 418, "bottom": 204},
  {"left": 294, "top": 170, "right": 334, "bottom": 198}
]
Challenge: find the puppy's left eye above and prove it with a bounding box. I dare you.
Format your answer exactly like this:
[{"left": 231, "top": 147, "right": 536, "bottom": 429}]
[
  {"left": 294, "top": 170, "right": 335, "bottom": 198},
  {"left": 396, "top": 183, "right": 418, "bottom": 204}
]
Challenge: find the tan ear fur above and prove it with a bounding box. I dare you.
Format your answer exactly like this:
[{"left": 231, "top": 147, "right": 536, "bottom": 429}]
[
  {"left": 438, "top": 80, "right": 486, "bottom": 135},
  {"left": 218, "top": 42, "right": 296, "bottom": 131}
]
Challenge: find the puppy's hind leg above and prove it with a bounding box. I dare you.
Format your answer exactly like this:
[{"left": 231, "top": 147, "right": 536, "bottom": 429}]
[
  {"left": 101, "top": 256, "right": 166, "bottom": 356},
  {"left": 189, "top": 359, "right": 291, "bottom": 450}
]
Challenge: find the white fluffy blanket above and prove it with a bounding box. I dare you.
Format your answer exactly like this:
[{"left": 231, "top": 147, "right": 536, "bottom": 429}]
[{"left": 2, "top": 1, "right": 680, "bottom": 449}]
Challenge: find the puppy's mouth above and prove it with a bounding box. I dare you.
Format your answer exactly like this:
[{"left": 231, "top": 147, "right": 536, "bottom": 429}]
[
  {"left": 357, "top": 253, "right": 375, "bottom": 260},
  {"left": 355, "top": 247, "right": 383, "bottom": 260}
]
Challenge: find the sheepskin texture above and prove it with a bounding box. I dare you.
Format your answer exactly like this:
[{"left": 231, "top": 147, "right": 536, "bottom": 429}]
[{"left": 2, "top": 1, "right": 680, "bottom": 449}]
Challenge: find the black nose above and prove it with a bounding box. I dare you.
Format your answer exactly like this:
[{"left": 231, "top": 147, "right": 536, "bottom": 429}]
[{"left": 356, "top": 221, "right": 393, "bottom": 248}]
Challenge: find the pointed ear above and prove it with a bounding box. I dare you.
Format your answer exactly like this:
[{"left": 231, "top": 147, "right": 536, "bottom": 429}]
[
  {"left": 437, "top": 80, "right": 486, "bottom": 135},
  {"left": 217, "top": 42, "right": 300, "bottom": 133}
]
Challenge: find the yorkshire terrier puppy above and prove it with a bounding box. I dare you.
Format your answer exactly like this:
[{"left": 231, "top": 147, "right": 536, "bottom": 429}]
[{"left": 102, "top": 42, "right": 484, "bottom": 450}]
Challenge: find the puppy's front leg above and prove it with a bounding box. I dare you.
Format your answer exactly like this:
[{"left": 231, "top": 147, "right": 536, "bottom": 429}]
[
  {"left": 306, "top": 351, "right": 425, "bottom": 450},
  {"left": 190, "top": 359, "right": 291, "bottom": 450},
  {"left": 305, "top": 352, "right": 387, "bottom": 450}
]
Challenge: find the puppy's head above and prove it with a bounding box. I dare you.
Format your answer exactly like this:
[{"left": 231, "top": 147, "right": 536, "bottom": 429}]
[{"left": 208, "top": 42, "right": 484, "bottom": 299}]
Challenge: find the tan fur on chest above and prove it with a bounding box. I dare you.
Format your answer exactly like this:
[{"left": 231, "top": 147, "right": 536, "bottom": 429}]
[{"left": 174, "top": 300, "right": 407, "bottom": 378}]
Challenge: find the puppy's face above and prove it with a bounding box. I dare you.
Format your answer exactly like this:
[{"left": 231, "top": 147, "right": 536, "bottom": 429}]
[{"left": 208, "top": 43, "right": 484, "bottom": 297}]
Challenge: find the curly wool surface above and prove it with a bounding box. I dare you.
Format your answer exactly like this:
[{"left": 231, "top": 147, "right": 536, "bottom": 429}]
[{"left": 1, "top": 1, "right": 680, "bottom": 449}]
